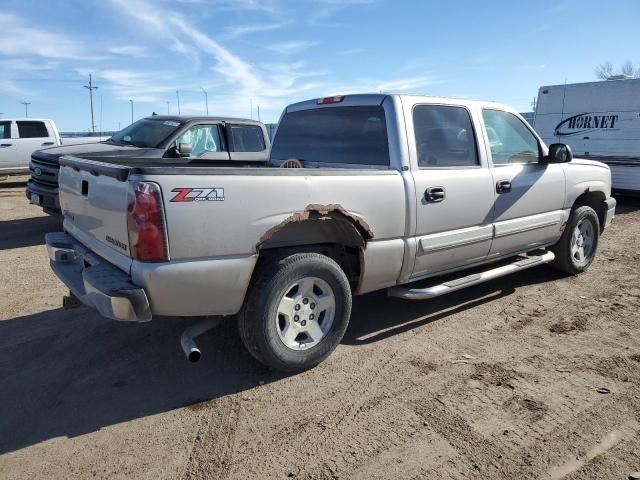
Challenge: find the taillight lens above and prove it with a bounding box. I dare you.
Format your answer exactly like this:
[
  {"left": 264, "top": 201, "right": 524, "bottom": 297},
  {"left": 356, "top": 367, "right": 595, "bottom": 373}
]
[{"left": 127, "top": 182, "right": 168, "bottom": 261}]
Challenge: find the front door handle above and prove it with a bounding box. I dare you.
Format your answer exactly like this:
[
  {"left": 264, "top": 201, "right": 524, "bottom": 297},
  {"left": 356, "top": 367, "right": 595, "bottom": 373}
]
[
  {"left": 496, "top": 180, "right": 512, "bottom": 194},
  {"left": 41, "top": 141, "right": 55, "bottom": 146},
  {"left": 0, "top": 143, "right": 12, "bottom": 147},
  {"left": 425, "top": 186, "right": 445, "bottom": 203}
]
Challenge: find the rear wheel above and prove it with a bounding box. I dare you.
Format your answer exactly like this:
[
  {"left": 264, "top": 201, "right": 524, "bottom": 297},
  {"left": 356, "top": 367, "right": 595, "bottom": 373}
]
[
  {"left": 238, "top": 252, "right": 352, "bottom": 372},
  {"left": 550, "top": 205, "right": 600, "bottom": 274}
]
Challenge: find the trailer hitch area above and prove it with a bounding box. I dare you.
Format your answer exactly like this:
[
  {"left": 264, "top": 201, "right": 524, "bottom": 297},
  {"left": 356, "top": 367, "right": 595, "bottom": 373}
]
[{"left": 180, "top": 316, "right": 223, "bottom": 363}]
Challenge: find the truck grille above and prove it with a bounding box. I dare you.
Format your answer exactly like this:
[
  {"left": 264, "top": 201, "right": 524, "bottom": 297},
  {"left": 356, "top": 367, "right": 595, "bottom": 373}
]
[{"left": 30, "top": 156, "right": 59, "bottom": 187}]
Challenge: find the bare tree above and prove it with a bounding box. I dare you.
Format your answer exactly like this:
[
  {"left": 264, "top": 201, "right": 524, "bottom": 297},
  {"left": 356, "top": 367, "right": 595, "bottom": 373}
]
[
  {"left": 621, "top": 60, "right": 635, "bottom": 76},
  {"left": 595, "top": 61, "right": 614, "bottom": 79},
  {"left": 596, "top": 60, "right": 640, "bottom": 79}
]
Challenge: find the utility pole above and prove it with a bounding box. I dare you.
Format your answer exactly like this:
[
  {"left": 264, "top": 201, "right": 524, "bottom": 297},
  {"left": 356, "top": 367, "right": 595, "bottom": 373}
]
[
  {"left": 201, "top": 87, "right": 209, "bottom": 115},
  {"left": 166, "top": 101, "right": 170, "bottom": 114},
  {"left": 250, "top": 98, "right": 253, "bottom": 119},
  {"left": 99, "top": 93, "right": 103, "bottom": 133},
  {"left": 129, "top": 99, "right": 134, "bottom": 124},
  {"left": 20, "top": 102, "right": 31, "bottom": 118},
  {"left": 257, "top": 105, "right": 261, "bottom": 122},
  {"left": 176, "top": 90, "right": 181, "bottom": 114},
  {"left": 83, "top": 73, "right": 98, "bottom": 133}
]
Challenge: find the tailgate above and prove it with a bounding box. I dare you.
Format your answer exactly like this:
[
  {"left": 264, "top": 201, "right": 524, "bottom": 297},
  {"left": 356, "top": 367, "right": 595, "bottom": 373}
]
[{"left": 58, "top": 156, "right": 133, "bottom": 272}]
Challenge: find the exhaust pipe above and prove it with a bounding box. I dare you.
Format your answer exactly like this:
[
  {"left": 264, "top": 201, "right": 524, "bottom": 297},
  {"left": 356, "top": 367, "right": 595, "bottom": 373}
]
[{"left": 180, "top": 316, "right": 222, "bottom": 362}]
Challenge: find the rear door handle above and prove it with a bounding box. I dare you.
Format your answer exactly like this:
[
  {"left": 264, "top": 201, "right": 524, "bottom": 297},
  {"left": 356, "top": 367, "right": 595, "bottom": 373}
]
[
  {"left": 425, "top": 186, "right": 446, "bottom": 203},
  {"left": 496, "top": 180, "right": 512, "bottom": 194},
  {"left": 41, "top": 141, "right": 55, "bottom": 146}
]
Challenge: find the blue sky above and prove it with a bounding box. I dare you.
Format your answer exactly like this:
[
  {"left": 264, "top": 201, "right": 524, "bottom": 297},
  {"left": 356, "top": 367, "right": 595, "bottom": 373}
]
[{"left": 0, "top": 0, "right": 638, "bottom": 131}]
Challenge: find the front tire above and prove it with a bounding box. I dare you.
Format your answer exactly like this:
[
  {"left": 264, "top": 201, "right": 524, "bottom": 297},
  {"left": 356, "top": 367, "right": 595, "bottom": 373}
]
[
  {"left": 238, "top": 252, "right": 352, "bottom": 372},
  {"left": 550, "top": 205, "right": 600, "bottom": 274}
]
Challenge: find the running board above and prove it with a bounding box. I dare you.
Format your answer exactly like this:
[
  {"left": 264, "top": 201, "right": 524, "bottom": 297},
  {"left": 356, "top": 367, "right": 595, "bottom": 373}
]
[{"left": 388, "top": 251, "right": 555, "bottom": 300}]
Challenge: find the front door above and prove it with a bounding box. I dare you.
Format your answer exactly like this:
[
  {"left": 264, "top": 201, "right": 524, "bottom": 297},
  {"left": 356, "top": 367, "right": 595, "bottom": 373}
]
[
  {"left": 0, "top": 121, "right": 16, "bottom": 168},
  {"left": 409, "top": 103, "right": 495, "bottom": 278},
  {"left": 481, "top": 108, "right": 565, "bottom": 257}
]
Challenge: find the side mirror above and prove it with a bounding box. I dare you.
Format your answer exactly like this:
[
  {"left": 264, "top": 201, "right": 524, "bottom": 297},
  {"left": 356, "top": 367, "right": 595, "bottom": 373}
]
[
  {"left": 546, "top": 143, "right": 572, "bottom": 163},
  {"left": 178, "top": 143, "right": 192, "bottom": 158}
]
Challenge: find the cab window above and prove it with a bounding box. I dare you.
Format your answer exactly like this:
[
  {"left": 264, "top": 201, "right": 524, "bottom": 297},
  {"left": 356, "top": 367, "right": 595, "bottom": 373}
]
[
  {"left": 482, "top": 109, "right": 540, "bottom": 164},
  {"left": 229, "top": 124, "right": 265, "bottom": 152},
  {"left": 0, "top": 121, "right": 10, "bottom": 139},
  {"left": 413, "top": 105, "right": 479, "bottom": 167},
  {"left": 17, "top": 121, "right": 49, "bottom": 138},
  {"left": 176, "top": 124, "right": 223, "bottom": 157}
]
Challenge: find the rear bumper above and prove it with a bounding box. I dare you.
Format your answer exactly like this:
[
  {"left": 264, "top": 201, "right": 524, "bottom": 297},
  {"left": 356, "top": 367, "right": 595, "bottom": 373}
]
[
  {"left": 46, "top": 232, "right": 151, "bottom": 322},
  {"left": 604, "top": 197, "right": 616, "bottom": 229}
]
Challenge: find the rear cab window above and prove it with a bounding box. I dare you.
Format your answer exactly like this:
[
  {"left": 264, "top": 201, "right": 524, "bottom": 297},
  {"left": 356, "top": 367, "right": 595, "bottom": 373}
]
[
  {"left": 17, "top": 121, "right": 49, "bottom": 138},
  {"left": 271, "top": 106, "right": 390, "bottom": 167}
]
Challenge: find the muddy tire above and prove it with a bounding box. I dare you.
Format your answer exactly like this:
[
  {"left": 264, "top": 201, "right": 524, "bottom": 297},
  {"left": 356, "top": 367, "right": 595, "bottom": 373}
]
[
  {"left": 238, "top": 252, "right": 352, "bottom": 372},
  {"left": 550, "top": 205, "right": 600, "bottom": 274}
]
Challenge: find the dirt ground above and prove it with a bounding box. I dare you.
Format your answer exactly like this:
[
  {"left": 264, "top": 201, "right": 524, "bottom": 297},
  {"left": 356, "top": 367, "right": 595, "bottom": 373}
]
[{"left": 1, "top": 175, "right": 640, "bottom": 480}]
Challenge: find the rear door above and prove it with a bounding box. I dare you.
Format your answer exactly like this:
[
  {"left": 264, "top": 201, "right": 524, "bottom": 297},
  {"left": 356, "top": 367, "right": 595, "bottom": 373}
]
[
  {"left": 13, "top": 121, "right": 56, "bottom": 168},
  {"left": 481, "top": 108, "right": 565, "bottom": 257},
  {"left": 0, "top": 121, "right": 16, "bottom": 168},
  {"left": 408, "top": 101, "right": 495, "bottom": 277}
]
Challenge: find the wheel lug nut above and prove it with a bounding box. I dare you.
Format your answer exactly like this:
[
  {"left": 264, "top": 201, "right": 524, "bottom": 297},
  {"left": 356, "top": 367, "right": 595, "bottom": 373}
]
[
  {"left": 309, "top": 313, "right": 315, "bottom": 320},
  {"left": 301, "top": 320, "right": 307, "bottom": 326},
  {"left": 302, "top": 298, "right": 309, "bottom": 305},
  {"left": 294, "top": 315, "right": 299, "bottom": 322},
  {"left": 294, "top": 304, "right": 301, "bottom": 311},
  {"left": 310, "top": 303, "right": 316, "bottom": 309}
]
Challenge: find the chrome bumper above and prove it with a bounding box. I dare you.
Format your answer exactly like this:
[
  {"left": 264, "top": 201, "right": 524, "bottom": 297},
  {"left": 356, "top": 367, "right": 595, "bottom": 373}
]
[
  {"left": 45, "top": 232, "right": 151, "bottom": 322},
  {"left": 604, "top": 197, "right": 616, "bottom": 229}
]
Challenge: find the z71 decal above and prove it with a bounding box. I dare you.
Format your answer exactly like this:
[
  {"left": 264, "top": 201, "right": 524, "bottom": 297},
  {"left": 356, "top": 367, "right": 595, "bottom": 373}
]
[{"left": 170, "top": 187, "right": 225, "bottom": 202}]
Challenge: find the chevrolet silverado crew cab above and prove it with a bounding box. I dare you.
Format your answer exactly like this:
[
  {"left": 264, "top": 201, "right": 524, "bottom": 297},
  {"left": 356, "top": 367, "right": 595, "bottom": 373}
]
[
  {"left": 27, "top": 115, "right": 269, "bottom": 214},
  {"left": 45, "top": 94, "right": 616, "bottom": 372}
]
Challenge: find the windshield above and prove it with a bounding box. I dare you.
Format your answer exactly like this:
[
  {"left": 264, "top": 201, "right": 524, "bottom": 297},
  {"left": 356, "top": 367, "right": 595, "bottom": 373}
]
[{"left": 109, "top": 119, "right": 183, "bottom": 148}]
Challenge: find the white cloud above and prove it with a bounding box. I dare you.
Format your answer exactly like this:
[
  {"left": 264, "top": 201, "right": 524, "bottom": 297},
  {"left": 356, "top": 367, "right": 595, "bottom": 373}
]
[
  {"left": 98, "top": 69, "right": 176, "bottom": 102},
  {"left": 225, "top": 22, "right": 289, "bottom": 38},
  {"left": 337, "top": 48, "right": 365, "bottom": 56},
  {"left": 310, "top": 0, "right": 377, "bottom": 24},
  {"left": 0, "top": 12, "right": 90, "bottom": 60},
  {"left": 109, "top": 45, "right": 151, "bottom": 58},
  {"left": 267, "top": 41, "right": 318, "bottom": 55}
]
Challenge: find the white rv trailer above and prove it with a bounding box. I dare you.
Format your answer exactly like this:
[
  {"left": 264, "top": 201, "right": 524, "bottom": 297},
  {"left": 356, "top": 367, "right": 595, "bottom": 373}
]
[{"left": 534, "top": 77, "right": 640, "bottom": 194}]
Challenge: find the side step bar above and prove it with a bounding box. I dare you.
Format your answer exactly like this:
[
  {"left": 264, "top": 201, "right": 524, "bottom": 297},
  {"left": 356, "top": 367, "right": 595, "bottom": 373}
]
[{"left": 388, "top": 251, "right": 555, "bottom": 300}]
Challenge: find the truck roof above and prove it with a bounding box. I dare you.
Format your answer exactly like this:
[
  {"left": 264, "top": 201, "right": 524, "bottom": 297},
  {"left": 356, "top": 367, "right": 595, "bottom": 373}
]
[
  {"left": 0, "top": 118, "right": 55, "bottom": 122},
  {"left": 285, "top": 93, "right": 517, "bottom": 114},
  {"left": 143, "top": 115, "right": 263, "bottom": 125}
]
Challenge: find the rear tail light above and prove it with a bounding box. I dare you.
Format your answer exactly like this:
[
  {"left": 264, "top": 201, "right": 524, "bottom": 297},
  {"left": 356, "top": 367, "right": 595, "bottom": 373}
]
[{"left": 127, "top": 182, "right": 168, "bottom": 261}]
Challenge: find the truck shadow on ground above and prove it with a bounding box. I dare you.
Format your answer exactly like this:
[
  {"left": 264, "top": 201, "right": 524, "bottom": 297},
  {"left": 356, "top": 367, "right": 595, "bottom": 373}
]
[
  {"left": 0, "top": 215, "right": 62, "bottom": 250},
  {"left": 614, "top": 195, "right": 640, "bottom": 215},
  {"left": 0, "top": 264, "right": 564, "bottom": 454}
]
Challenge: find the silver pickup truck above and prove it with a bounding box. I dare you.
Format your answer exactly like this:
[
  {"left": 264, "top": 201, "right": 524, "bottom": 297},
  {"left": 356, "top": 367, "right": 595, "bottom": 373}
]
[{"left": 46, "top": 94, "right": 616, "bottom": 372}]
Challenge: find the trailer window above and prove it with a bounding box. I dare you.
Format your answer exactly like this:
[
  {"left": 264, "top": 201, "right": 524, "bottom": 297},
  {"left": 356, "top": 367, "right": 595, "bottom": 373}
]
[
  {"left": 271, "top": 106, "right": 390, "bottom": 166},
  {"left": 482, "top": 109, "right": 540, "bottom": 164},
  {"left": 17, "top": 121, "right": 49, "bottom": 138}
]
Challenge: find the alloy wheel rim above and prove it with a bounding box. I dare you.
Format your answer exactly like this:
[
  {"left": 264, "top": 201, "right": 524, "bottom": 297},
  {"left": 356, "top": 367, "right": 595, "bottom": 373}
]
[
  {"left": 571, "top": 218, "right": 595, "bottom": 264},
  {"left": 275, "top": 276, "right": 336, "bottom": 351}
]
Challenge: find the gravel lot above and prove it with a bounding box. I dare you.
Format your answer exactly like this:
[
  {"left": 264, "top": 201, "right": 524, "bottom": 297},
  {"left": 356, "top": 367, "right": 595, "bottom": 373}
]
[{"left": 1, "top": 175, "right": 640, "bottom": 480}]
